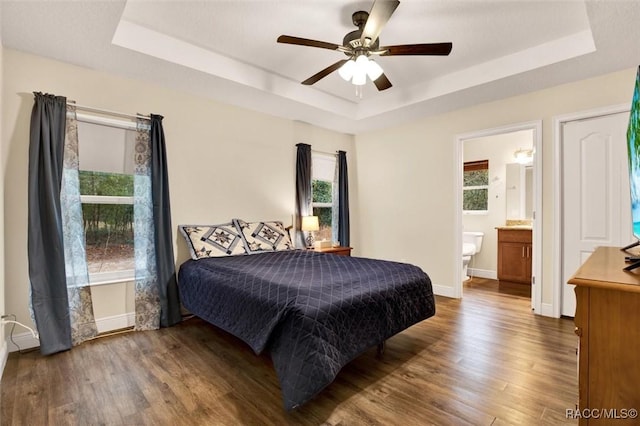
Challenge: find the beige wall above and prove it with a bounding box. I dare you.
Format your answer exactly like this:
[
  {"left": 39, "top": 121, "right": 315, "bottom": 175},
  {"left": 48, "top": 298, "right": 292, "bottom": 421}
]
[
  {"left": 2, "top": 49, "right": 355, "bottom": 336},
  {"left": 0, "top": 38, "right": 6, "bottom": 361},
  {"left": 355, "top": 67, "right": 636, "bottom": 304}
]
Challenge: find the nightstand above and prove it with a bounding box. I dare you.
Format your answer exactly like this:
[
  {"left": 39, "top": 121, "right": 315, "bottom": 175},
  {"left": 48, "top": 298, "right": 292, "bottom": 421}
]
[{"left": 311, "top": 246, "right": 352, "bottom": 256}]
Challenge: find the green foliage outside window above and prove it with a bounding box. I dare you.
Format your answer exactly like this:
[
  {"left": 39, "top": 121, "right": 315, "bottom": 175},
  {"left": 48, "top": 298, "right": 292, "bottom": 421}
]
[
  {"left": 312, "top": 180, "right": 333, "bottom": 241},
  {"left": 463, "top": 170, "right": 488, "bottom": 186},
  {"left": 463, "top": 168, "right": 489, "bottom": 211},
  {"left": 312, "top": 180, "right": 332, "bottom": 203},
  {"left": 79, "top": 171, "right": 134, "bottom": 247}
]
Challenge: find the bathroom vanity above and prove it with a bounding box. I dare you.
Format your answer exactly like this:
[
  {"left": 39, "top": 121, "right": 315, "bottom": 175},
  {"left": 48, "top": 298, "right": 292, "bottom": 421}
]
[{"left": 496, "top": 227, "right": 532, "bottom": 284}]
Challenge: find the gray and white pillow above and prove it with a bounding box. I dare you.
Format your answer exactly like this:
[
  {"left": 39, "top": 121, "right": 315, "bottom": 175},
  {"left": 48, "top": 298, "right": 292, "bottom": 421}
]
[
  {"left": 233, "top": 219, "right": 294, "bottom": 254},
  {"left": 179, "top": 223, "right": 247, "bottom": 260}
]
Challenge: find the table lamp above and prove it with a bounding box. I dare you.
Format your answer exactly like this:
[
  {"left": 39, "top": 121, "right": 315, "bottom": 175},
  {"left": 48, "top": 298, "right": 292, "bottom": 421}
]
[{"left": 301, "top": 215, "right": 319, "bottom": 248}]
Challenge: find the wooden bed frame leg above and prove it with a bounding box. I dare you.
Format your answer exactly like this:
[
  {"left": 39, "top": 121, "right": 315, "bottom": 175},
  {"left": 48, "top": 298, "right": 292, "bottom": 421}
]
[{"left": 377, "top": 341, "right": 386, "bottom": 357}]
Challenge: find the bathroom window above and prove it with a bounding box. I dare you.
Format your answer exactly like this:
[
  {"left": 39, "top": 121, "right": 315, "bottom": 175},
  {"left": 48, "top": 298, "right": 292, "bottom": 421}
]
[{"left": 463, "top": 160, "right": 489, "bottom": 213}]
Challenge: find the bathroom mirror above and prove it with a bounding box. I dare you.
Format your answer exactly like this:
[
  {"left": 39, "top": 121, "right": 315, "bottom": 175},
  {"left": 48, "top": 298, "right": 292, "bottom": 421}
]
[{"left": 505, "top": 163, "right": 533, "bottom": 220}]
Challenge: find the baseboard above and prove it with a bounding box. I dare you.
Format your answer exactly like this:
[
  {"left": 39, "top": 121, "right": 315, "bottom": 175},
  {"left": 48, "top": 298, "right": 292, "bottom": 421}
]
[
  {"left": 7, "top": 331, "right": 39, "bottom": 352},
  {"left": 538, "top": 303, "right": 556, "bottom": 318},
  {"left": 468, "top": 268, "right": 497, "bottom": 280},
  {"left": 95, "top": 312, "right": 136, "bottom": 334},
  {"left": 0, "top": 339, "right": 8, "bottom": 377},
  {"left": 432, "top": 283, "right": 457, "bottom": 298},
  {"left": 8, "top": 312, "right": 135, "bottom": 353}
]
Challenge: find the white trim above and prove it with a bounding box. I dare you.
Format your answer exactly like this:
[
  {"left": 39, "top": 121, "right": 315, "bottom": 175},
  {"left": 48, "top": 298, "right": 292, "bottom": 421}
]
[
  {"left": 552, "top": 103, "right": 630, "bottom": 318},
  {"left": 453, "top": 133, "right": 463, "bottom": 298},
  {"left": 539, "top": 303, "right": 555, "bottom": 317},
  {"left": 311, "top": 202, "right": 333, "bottom": 208},
  {"left": 455, "top": 120, "right": 543, "bottom": 315},
  {"left": 7, "top": 331, "right": 39, "bottom": 352},
  {"left": 80, "top": 195, "right": 134, "bottom": 205},
  {"left": 89, "top": 270, "right": 135, "bottom": 286},
  {"left": 0, "top": 340, "right": 8, "bottom": 377},
  {"left": 432, "top": 283, "right": 457, "bottom": 298},
  {"left": 468, "top": 268, "right": 497, "bottom": 280},
  {"left": 7, "top": 312, "right": 136, "bottom": 353},
  {"left": 95, "top": 312, "right": 136, "bottom": 334}
]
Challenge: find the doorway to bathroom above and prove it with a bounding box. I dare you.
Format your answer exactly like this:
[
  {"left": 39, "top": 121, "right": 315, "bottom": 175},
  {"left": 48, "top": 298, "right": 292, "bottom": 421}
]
[{"left": 455, "top": 121, "right": 542, "bottom": 313}]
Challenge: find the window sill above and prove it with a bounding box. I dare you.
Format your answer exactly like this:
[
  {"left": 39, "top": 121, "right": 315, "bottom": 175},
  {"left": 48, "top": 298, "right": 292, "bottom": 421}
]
[
  {"left": 88, "top": 270, "right": 135, "bottom": 286},
  {"left": 463, "top": 210, "right": 489, "bottom": 216}
]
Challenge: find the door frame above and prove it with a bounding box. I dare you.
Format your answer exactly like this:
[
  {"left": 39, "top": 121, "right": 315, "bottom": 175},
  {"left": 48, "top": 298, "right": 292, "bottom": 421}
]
[
  {"left": 552, "top": 103, "right": 629, "bottom": 317},
  {"left": 454, "top": 120, "right": 543, "bottom": 313}
]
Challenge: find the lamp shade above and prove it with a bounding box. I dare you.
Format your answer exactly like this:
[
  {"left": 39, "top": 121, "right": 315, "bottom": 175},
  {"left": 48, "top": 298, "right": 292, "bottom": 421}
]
[
  {"left": 366, "top": 59, "right": 383, "bottom": 80},
  {"left": 338, "top": 59, "right": 356, "bottom": 81},
  {"left": 301, "top": 215, "right": 320, "bottom": 232}
]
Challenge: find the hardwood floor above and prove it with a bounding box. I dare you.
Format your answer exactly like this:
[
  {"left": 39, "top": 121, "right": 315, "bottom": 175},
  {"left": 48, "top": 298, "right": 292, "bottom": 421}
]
[{"left": 1, "top": 278, "right": 578, "bottom": 425}]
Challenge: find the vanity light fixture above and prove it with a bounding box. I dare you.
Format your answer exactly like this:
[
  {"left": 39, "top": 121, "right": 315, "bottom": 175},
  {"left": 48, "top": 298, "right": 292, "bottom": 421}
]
[{"left": 514, "top": 148, "right": 533, "bottom": 164}]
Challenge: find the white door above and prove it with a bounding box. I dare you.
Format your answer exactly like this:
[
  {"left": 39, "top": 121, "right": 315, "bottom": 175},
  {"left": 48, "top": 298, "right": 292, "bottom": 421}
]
[{"left": 562, "top": 112, "right": 633, "bottom": 317}]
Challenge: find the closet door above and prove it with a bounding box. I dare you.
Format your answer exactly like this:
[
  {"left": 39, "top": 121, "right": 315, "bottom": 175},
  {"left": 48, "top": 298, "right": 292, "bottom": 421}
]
[{"left": 561, "top": 112, "right": 632, "bottom": 317}]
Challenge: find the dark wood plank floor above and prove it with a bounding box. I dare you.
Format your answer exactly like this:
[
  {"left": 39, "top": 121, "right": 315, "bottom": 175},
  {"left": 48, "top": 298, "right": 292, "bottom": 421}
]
[{"left": 1, "top": 278, "right": 578, "bottom": 425}]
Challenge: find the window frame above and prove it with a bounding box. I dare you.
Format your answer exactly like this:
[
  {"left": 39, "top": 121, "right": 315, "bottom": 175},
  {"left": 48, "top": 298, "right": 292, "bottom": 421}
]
[
  {"left": 311, "top": 152, "right": 337, "bottom": 242},
  {"left": 75, "top": 112, "right": 140, "bottom": 286},
  {"left": 463, "top": 160, "right": 489, "bottom": 215}
]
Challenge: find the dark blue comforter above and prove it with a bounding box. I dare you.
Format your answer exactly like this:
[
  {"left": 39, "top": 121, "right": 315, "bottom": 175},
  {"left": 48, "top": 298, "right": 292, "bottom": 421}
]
[{"left": 178, "top": 249, "right": 435, "bottom": 410}]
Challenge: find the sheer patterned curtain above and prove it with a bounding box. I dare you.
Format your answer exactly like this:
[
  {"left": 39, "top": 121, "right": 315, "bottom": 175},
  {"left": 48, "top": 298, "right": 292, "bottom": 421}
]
[
  {"left": 133, "top": 115, "right": 180, "bottom": 329},
  {"left": 60, "top": 104, "right": 98, "bottom": 345},
  {"left": 133, "top": 118, "right": 161, "bottom": 330},
  {"left": 28, "top": 94, "right": 98, "bottom": 354}
]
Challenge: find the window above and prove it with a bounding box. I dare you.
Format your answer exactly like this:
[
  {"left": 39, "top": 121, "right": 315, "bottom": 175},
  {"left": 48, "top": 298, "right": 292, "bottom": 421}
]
[
  {"left": 311, "top": 153, "right": 337, "bottom": 242},
  {"left": 77, "top": 118, "right": 137, "bottom": 284},
  {"left": 463, "top": 160, "right": 489, "bottom": 213}
]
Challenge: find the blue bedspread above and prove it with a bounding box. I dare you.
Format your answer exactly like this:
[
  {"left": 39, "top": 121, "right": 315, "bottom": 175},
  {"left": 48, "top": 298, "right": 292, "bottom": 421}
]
[{"left": 178, "top": 249, "right": 435, "bottom": 410}]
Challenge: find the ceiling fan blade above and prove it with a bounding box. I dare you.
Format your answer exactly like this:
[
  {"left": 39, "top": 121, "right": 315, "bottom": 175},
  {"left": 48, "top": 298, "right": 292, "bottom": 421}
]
[
  {"left": 302, "top": 59, "right": 349, "bottom": 85},
  {"left": 360, "top": 0, "right": 400, "bottom": 47},
  {"left": 379, "top": 42, "right": 453, "bottom": 56},
  {"left": 373, "top": 73, "right": 393, "bottom": 91},
  {"left": 277, "top": 35, "right": 341, "bottom": 51}
]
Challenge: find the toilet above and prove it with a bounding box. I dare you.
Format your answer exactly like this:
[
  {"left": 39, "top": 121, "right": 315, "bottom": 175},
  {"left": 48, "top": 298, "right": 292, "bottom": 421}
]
[{"left": 462, "top": 231, "right": 484, "bottom": 281}]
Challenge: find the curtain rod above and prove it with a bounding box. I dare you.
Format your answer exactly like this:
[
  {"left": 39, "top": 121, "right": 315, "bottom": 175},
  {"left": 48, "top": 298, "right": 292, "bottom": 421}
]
[
  {"left": 67, "top": 101, "right": 150, "bottom": 121},
  {"left": 311, "top": 149, "right": 339, "bottom": 156}
]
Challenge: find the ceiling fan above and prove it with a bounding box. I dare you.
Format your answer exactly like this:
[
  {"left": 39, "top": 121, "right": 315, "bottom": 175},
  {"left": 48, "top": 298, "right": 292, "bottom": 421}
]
[{"left": 277, "top": 0, "right": 452, "bottom": 91}]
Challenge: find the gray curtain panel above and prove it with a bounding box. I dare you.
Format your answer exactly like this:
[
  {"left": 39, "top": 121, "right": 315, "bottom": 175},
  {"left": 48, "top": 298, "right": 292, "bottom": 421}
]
[
  {"left": 337, "top": 151, "right": 350, "bottom": 247},
  {"left": 295, "top": 143, "right": 312, "bottom": 248},
  {"left": 150, "top": 115, "right": 181, "bottom": 327},
  {"left": 28, "top": 92, "right": 72, "bottom": 355}
]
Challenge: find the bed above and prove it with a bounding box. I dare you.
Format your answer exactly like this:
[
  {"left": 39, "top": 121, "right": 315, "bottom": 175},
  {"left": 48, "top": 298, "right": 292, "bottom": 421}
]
[{"left": 177, "top": 221, "right": 435, "bottom": 410}]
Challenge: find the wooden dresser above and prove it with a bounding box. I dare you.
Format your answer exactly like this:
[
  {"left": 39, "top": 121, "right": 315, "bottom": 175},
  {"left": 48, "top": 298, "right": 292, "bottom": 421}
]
[{"left": 568, "top": 246, "right": 640, "bottom": 424}]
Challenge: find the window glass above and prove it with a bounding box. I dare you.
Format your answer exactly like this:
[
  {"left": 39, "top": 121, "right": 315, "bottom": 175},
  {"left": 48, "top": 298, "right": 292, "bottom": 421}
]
[
  {"left": 463, "top": 160, "right": 489, "bottom": 212},
  {"left": 311, "top": 153, "right": 336, "bottom": 242},
  {"left": 78, "top": 120, "right": 136, "bottom": 282}
]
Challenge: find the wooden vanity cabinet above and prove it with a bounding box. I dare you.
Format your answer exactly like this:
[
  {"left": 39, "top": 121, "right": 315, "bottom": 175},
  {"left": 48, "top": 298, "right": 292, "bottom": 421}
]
[{"left": 497, "top": 228, "right": 532, "bottom": 284}]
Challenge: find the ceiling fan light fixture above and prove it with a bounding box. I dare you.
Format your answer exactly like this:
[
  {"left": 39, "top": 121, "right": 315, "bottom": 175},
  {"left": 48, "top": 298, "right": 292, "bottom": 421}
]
[
  {"left": 366, "top": 59, "right": 383, "bottom": 80},
  {"left": 352, "top": 69, "right": 367, "bottom": 85},
  {"left": 338, "top": 59, "right": 356, "bottom": 81},
  {"left": 352, "top": 55, "right": 369, "bottom": 85}
]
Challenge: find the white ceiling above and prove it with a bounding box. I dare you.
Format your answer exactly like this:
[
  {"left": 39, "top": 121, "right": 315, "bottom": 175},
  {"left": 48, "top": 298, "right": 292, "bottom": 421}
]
[{"left": 2, "top": 1, "right": 640, "bottom": 134}]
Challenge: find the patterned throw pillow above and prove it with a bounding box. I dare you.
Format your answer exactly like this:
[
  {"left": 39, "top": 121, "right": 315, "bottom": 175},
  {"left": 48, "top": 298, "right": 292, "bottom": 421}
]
[
  {"left": 233, "top": 219, "right": 294, "bottom": 254},
  {"left": 178, "top": 223, "right": 247, "bottom": 260}
]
